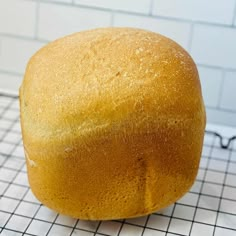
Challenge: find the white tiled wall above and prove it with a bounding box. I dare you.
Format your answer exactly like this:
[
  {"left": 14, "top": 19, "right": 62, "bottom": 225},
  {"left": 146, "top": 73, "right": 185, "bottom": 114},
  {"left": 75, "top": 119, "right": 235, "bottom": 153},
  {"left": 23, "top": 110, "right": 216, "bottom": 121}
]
[
  {"left": 191, "top": 24, "right": 236, "bottom": 69},
  {"left": 113, "top": 13, "right": 191, "bottom": 49},
  {"left": 75, "top": 0, "right": 152, "bottom": 14},
  {"left": 220, "top": 71, "right": 236, "bottom": 111},
  {"left": 0, "top": 36, "right": 44, "bottom": 74},
  {"left": 152, "top": 0, "right": 236, "bottom": 25},
  {"left": 0, "top": 0, "right": 37, "bottom": 37},
  {"left": 198, "top": 66, "right": 223, "bottom": 108},
  {"left": 38, "top": 2, "right": 112, "bottom": 41},
  {"left": 0, "top": 0, "right": 236, "bottom": 126}
]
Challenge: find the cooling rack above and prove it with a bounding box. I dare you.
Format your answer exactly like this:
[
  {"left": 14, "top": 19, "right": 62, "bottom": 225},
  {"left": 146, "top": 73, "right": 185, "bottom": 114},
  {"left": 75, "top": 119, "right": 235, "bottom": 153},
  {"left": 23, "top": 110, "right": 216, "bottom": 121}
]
[{"left": 0, "top": 92, "right": 236, "bottom": 236}]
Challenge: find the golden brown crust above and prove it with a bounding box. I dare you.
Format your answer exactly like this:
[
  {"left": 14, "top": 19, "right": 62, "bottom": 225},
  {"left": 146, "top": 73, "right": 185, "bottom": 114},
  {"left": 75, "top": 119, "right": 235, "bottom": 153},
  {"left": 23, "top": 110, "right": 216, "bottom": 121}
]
[{"left": 20, "top": 27, "right": 206, "bottom": 220}]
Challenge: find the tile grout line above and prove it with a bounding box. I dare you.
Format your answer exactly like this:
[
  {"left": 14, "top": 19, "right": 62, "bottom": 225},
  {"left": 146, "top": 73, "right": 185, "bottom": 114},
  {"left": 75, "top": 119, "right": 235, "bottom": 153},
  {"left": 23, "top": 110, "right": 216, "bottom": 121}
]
[
  {"left": 216, "top": 69, "right": 226, "bottom": 109},
  {"left": 197, "top": 63, "right": 236, "bottom": 73},
  {"left": 21, "top": 0, "right": 236, "bottom": 29},
  {"left": 110, "top": 11, "right": 115, "bottom": 26},
  {"left": 187, "top": 22, "right": 194, "bottom": 52},
  {"left": 0, "top": 33, "right": 48, "bottom": 43},
  {"left": 231, "top": 0, "right": 236, "bottom": 26},
  {"left": 34, "top": 0, "right": 40, "bottom": 40},
  {"left": 148, "top": 0, "right": 154, "bottom": 16}
]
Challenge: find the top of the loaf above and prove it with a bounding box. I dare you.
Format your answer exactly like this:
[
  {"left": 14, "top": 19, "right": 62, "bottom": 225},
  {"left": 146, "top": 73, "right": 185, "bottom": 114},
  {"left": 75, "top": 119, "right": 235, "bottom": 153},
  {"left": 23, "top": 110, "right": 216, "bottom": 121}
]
[{"left": 20, "top": 27, "right": 205, "bottom": 141}]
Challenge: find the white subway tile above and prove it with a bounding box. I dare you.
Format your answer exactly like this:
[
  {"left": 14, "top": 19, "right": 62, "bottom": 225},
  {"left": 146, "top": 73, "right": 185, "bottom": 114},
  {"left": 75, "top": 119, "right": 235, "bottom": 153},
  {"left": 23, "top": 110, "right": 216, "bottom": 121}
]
[
  {"left": 38, "top": 2, "right": 111, "bottom": 41},
  {"left": 206, "top": 107, "right": 236, "bottom": 126},
  {"left": 0, "top": 73, "right": 22, "bottom": 92},
  {"left": 0, "top": 0, "right": 36, "bottom": 37},
  {"left": 191, "top": 25, "right": 236, "bottom": 69},
  {"left": 75, "top": 0, "right": 151, "bottom": 14},
  {"left": 49, "top": 0, "right": 72, "bottom": 3},
  {"left": 0, "top": 37, "right": 45, "bottom": 74},
  {"left": 220, "top": 71, "right": 236, "bottom": 111},
  {"left": 152, "top": 0, "right": 235, "bottom": 25},
  {"left": 198, "top": 66, "right": 223, "bottom": 107},
  {"left": 113, "top": 13, "right": 191, "bottom": 49}
]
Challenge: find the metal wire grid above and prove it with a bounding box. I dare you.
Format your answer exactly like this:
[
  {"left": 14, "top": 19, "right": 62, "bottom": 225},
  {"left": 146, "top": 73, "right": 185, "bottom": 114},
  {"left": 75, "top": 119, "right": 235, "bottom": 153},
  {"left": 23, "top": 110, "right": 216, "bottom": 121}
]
[{"left": 0, "top": 93, "right": 236, "bottom": 236}]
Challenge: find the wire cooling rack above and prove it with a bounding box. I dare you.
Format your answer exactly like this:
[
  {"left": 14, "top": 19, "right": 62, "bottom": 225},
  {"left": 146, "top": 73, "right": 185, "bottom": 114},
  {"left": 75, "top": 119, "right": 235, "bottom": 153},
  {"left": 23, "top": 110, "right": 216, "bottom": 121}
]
[{"left": 0, "top": 92, "right": 236, "bottom": 236}]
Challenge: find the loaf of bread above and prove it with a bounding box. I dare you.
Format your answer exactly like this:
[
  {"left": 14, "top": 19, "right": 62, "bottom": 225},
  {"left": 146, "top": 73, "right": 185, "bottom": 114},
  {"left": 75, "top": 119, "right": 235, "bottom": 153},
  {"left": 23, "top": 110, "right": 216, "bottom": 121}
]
[{"left": 20, "top": 28, "right": 206, "bottom": 220}]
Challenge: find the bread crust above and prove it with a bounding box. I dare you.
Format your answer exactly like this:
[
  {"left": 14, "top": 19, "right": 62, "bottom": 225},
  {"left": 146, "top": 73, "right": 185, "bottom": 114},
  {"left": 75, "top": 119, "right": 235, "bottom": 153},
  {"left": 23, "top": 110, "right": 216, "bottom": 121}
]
[{"left": 20, "top": 27, "right": 206, "bottom": 220}]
